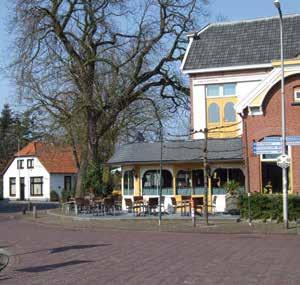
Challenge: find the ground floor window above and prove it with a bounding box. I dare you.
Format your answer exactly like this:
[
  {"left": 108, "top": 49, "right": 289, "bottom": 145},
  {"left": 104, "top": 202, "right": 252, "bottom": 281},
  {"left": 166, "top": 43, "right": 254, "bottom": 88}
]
[
  {"left": 142, "top": 170, "right": 173, "bottom": 195},
  {"left": 123, "top": 170, "right": 134, "bottom": 196},
  {"left": 9, "top": 177, "right": 16, "bottom": 196},
  {"left": 176, "top": 170, "right": 205, "bottom": 195},
  {"left": 212, "top": 168, "right": 245, "bottom": 195},
  {"left": 30, "top": 177, "right": 43, "bottom": 196},
  {"left": 64, "top": 176, "right": 72, "bottom": 191}
]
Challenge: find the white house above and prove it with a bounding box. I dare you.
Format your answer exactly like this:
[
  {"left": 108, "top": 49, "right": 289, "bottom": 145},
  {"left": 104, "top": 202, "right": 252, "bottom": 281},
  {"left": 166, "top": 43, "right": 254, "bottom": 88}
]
[{"left": 3, "top": 141, "right": 77, "bottom": 201}]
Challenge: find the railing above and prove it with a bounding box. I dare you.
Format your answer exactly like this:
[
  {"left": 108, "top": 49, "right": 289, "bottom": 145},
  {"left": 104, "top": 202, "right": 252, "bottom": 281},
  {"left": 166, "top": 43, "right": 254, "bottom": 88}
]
[
  {"left": 123, "top": 188, "right": 134, "bottom": 196},
  {"left": 142, "top": 187, "right": 173, "bottom": 196},
  {"left": 176, "top": 188, "right": 192, "bottom": 195},
  {"left": 176, "top": 187, "right": 206, "bottom": 195},
  {"left": 212, "top": 186, "right": 246, "bottom": 195}
]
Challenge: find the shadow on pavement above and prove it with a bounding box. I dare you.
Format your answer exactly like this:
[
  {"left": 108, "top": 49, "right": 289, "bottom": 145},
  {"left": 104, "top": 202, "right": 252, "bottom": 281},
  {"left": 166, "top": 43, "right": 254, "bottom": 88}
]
[
  {"left": 13, "top": 243, "right": 112, "bottom": 257},
  {"left": 49, "top": 243, "right": 111, "bottom": 254},
  {"left": 0, "top": 200, "right": 59, "bottom": 214},
  {"left": 16, "top": 260, "right": 93, "bottom": 273}
]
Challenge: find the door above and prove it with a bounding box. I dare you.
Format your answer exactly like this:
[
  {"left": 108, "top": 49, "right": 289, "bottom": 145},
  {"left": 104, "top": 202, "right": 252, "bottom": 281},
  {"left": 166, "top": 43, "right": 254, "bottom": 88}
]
[{"left": 20, "top": 177, "right": 25, "bottom": 201}]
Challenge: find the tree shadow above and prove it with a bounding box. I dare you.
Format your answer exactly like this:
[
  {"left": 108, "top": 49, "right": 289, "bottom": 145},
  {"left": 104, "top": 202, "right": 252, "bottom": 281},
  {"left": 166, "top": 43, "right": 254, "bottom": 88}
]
[
  {"left": 48, "top": 243, "right": 111, "bottom": 254},
  {"left": 0, "top": 276, "right": 12, "bottom": 282},
  {"left": 16, "top": 260, "right": 93, "bottom": 273},
  {"left": 13, "top": 243, "right": 111, "bottom": 257}
]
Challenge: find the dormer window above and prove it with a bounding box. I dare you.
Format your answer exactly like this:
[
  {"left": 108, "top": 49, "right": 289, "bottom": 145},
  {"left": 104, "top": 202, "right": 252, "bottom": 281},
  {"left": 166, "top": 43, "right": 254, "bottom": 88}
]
[{"left": 17, "top": 159, "right": 24, "bottom": 169}]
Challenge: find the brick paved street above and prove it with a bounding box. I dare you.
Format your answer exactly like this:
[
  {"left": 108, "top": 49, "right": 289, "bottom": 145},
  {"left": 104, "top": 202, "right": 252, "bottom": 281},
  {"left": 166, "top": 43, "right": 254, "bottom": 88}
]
[{"left": 1, "top": 214, "right": 300, "bottom": 285}]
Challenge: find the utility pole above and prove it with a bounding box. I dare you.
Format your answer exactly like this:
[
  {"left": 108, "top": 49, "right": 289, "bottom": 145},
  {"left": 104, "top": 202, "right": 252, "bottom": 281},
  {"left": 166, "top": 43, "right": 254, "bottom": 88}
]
[{"left": 203, "top": 128, "right": 209, "bottom": 225}]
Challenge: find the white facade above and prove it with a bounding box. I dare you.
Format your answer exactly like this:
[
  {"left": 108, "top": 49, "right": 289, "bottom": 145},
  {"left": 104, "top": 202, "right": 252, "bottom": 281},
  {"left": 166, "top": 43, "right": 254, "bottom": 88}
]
[
  {"left": 3, "top": 156, "right": 76, "bottom": 201},
  {"left": 191, "top": 72, "right": 268, "bottom": 139}
]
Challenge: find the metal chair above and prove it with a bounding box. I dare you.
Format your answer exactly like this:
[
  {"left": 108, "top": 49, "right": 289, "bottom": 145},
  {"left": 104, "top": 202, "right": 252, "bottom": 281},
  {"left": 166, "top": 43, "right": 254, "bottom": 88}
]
[
  {"left": 148, "top": 197, "right": 159, "bottom": 215},
  {"left": 171, "top": 197, "right": 185, "bottom": 215}
]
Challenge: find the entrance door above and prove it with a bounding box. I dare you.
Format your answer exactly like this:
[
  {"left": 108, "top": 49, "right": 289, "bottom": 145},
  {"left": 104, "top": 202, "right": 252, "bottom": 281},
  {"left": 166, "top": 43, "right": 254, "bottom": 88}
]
[{"left": 20, "top": 177, "right": 25, "bottom": 200}]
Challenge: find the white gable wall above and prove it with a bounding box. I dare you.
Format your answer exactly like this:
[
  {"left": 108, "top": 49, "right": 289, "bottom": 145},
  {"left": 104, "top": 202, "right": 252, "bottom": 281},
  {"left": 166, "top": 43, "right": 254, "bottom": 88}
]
[
  {"left": 3, "top": 157, "right": 50, "bottom": 200},
  {"left": 191, "top": 72, "right": 268, "bottom": 139}
]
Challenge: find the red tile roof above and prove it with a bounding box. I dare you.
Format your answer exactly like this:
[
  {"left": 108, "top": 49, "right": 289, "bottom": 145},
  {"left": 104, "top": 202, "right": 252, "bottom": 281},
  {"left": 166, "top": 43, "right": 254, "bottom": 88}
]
[{"left": 15, "top": 141, "right": 78, "bottom": 174}]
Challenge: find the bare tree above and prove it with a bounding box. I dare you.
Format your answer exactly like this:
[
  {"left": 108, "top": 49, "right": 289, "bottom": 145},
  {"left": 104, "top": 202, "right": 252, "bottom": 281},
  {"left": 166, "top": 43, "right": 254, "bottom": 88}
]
[{"left": 10, "top": 0, "right": 209, "bottom": 196}]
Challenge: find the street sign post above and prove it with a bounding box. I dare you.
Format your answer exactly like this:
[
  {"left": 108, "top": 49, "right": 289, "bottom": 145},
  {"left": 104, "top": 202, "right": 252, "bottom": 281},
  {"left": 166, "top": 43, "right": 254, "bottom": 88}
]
[{"left": 253, "top": 136, "right": 300, "bottom": 155}]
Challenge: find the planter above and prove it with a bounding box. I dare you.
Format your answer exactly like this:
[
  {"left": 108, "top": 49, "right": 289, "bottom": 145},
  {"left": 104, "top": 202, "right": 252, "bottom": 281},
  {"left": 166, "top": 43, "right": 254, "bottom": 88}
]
[{"left": 226, "top": 194, "right": 240, "bottom": 215}]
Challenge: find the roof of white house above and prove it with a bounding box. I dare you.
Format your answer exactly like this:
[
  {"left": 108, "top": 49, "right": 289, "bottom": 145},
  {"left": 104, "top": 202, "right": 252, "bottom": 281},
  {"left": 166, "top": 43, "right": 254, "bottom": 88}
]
[
  {"left": 11, "top": 141, "right": 77, "bottom": 174},
  {"left": 182, "top": 14, "right": 300, "bottom": 72}
]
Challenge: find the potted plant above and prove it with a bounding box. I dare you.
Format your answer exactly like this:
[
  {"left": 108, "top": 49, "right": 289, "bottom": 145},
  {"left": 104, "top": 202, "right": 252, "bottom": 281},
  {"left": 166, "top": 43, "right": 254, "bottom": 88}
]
[{"left": 224, "top": 180, "right": 240, "bottom": 215}]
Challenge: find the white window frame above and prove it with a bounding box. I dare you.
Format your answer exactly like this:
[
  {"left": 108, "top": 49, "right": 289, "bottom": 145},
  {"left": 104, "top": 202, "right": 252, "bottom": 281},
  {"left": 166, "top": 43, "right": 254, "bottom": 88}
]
[
  {"left": 206, "top": 83, "right": 237, "bottom": 98},
  {"left": 294, "top": 88, "right": 300, "bottom": 102}
]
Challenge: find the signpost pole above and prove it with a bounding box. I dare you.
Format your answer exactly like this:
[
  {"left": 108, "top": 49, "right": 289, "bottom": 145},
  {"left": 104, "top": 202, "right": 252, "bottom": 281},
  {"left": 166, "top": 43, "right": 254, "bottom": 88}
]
[{"left": 274, "top": 0, "right": 288, "bottom": 229}]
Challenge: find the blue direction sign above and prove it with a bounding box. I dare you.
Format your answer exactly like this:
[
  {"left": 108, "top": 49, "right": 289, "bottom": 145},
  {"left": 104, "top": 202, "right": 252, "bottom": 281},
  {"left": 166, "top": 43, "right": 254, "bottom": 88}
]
[
  {"left": 253, "top": 136, "right": 300, "bottom": 155},
  {"left": 262, "top": 136, "right": 300, "bottom": 145},
  {"left": 253, "top": 141, "right": 281, "bottom": 155}
]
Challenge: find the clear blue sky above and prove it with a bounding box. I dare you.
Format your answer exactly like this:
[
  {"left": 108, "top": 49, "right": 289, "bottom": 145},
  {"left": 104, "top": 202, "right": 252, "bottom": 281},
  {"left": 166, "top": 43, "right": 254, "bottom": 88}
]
[{"left": 0, "top": 0, "right": 300, "bottom": 110}]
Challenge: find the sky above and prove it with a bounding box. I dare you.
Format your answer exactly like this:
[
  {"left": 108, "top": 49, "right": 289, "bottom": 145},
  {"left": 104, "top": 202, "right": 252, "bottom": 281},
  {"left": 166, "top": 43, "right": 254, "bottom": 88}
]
[{"left": 0, "top": 0, "right": 300, "bottom": 110}]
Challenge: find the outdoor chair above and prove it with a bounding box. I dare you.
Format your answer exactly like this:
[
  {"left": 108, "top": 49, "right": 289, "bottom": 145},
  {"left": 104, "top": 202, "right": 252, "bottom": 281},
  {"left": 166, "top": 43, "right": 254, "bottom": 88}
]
[
  {"left": 124, "top": 198, "right": 140, "bottom": 215},
  {"left": 133, "top": 196, "right": 146, "bottom": 216},
  {"left": 148, "top": 197, "right": 159, "bottom": 215},
  {"left": 113, "top": 195, "right": 122, "bottom": 213},
  {"left": 192, "top": 197, "right": 204, "bottom": 216},
  {"left": 180, "top": 195, "right": 191, "bottom": 216},
  {"left": 103, "top": 197, "right": 115, "bottom": 215},
  {"left": 91, "top": 197, "right": 104, "bottom": 216},
  {"left": 171, "top": 197, "right": 185, "bottom": 215},
  {"left": 75, "top": 198, "right": 91, "bottom": 214}
]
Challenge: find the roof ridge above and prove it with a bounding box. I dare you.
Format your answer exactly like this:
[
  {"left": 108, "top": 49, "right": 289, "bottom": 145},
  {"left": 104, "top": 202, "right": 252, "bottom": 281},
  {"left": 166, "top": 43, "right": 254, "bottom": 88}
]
[{"left": 209, "top": 13, "right": 300, "bottom": 28}]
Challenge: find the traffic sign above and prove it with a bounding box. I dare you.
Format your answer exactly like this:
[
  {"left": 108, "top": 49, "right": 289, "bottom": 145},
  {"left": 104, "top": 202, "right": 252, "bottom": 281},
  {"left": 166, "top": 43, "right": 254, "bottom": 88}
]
[{"left": 277, "top": 154, "right": 291, "bottom": 168}]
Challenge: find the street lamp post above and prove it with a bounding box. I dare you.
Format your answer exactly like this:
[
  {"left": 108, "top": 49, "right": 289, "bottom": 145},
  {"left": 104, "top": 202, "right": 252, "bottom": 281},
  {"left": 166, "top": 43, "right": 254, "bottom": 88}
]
[{"left": 274, "top": 0, "right": 288, "bottom": 229}]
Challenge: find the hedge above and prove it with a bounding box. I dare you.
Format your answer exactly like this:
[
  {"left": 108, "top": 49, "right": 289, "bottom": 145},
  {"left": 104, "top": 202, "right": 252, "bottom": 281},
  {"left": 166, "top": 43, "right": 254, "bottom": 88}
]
[{"left": 239, "top": 193, "right": 300, "bottom": 222}]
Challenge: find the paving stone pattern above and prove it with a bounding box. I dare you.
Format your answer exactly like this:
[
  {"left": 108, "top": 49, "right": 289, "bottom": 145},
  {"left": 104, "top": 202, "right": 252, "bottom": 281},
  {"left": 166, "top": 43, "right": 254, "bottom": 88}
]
[{"left": 1, "top": 215, "right": 300, "bottom": 285}]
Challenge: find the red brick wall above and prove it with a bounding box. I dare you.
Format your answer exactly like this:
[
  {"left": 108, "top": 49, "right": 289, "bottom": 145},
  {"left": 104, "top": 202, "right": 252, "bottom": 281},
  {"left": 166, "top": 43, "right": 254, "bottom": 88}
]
[{"left": 243, "top": 74, "right": 300, "bottom": 193}]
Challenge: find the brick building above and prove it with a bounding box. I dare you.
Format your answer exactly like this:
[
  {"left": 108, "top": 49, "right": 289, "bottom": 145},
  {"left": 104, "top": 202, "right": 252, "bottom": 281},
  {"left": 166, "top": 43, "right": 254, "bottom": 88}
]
[{"left": 237, "top": 63, "right": 300, "bottom": 193}]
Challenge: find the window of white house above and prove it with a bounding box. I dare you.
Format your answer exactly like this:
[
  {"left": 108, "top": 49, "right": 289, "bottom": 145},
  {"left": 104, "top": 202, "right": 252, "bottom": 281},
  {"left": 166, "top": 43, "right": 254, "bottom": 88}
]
[
  {"left": 206, "top": 85, "right": 220, "bottom": 97},
  {"left": 17, "top": 159, "right": 24, "bottom": 169},
  {"left": 9, "top": 177, "right": 16, "bottom": 196},
  {"left": 208, "top": 103, "right": 220, "bottom": 123},
  {"left": 206, "top": 83, "right": 236, "bottom": 97},
  {"left": 294, "top": 88, "right": 300, "bottom": 102},
  {"left": 223, "top": 83, "right": 236, "bottom": 96},
  {"left": 30, "top": 177, "right": 43, "bottom": 196},
  {"left": 64, "top": 176, "right": 72, "bottom": 191},
  {"left": 224, "top": 102, "right": 236, "bottom": 122},
  {"left": 27, "top": 159, "right": 34, "bottom": 169}
]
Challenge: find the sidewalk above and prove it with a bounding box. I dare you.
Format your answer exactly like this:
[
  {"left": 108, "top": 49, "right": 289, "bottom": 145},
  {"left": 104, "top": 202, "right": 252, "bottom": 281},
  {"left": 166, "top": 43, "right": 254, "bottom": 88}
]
[{"left": 23, "top": 209, "right": 300, "bottom": 235}]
